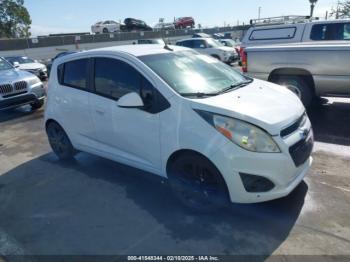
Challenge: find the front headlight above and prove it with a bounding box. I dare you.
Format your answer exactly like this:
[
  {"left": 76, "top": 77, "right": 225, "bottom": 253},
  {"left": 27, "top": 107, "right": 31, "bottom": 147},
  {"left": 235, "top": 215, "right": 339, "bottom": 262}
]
[
  {"left": 27, "top": 77, "right": 41, "bottom": 86},
  {"left": 196, "top": 111, "right": 280, "bottom": 153}
]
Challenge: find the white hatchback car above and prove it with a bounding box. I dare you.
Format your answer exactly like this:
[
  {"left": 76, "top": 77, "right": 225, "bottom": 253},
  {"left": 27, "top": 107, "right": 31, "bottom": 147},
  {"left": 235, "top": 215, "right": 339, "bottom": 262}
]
[{"left": 45, "top": 45, "right": 313, "bottom": 211}]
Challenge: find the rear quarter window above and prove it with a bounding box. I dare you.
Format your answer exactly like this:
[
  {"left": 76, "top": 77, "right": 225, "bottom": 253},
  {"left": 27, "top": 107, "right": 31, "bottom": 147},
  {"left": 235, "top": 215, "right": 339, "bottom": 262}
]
[{"left": 249, "top": 27, "right": 297, "bottom": 41}]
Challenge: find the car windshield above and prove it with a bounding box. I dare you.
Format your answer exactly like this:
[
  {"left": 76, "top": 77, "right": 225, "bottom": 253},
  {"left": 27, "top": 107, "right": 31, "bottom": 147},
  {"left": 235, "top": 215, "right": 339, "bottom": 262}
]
[
  {"left": 7, "top": 57, "right": 35, "bottom": 64},
  {"left": 222, "top": 40, "right": 236, "bottom": 47},
  {"left": 139, "top": 51, "right": 250, "bottom": 97},
  {"left": 0, "top": 58, "right": 14, "bottom": 70},
  {"left": 206, "top": 38, "right": 222, "bottom": 48}
]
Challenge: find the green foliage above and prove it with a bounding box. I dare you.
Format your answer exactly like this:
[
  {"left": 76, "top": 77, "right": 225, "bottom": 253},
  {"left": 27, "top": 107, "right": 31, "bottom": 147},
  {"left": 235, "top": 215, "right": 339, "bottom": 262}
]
[
  {"left": 0, "top": 0, "right": 31, "bottom": 38},
  {"left": 331, "top": 1, "right": 350, "bottom": 18}
]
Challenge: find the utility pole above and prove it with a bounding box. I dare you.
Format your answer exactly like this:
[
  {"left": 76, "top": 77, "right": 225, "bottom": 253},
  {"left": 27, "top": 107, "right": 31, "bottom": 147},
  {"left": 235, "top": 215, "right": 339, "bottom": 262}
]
[
  {"left": 309, "top": 0, "right": 318, "bottom": 18},
  {"left": 336, "top": 0, "right": 340, "bottom": 19},
  {"left": 258, "top": 6, "right": 262, "bottom": 19}
]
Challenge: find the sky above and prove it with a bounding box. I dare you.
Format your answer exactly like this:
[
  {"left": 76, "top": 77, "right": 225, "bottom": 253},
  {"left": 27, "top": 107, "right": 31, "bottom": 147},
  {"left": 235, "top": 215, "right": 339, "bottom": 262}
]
[{"left": 24, "top": 0, "right": 340, "bottom": 36}]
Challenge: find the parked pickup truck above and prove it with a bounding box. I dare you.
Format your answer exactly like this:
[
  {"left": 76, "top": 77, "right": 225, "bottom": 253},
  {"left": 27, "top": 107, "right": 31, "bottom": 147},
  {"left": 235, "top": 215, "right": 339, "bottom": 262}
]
[{"left": 243, "top": 42, "right": 350, "bottom": 106}]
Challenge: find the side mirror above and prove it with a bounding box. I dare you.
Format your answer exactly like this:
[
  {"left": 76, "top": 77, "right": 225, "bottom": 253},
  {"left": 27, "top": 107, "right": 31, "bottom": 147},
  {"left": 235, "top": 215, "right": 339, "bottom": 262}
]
[
  {"left": 13, "top": 62, "right": 20, "bottom": 68},
  {"left": 117, "top": 92, "right": 144, "bottom": 108}
]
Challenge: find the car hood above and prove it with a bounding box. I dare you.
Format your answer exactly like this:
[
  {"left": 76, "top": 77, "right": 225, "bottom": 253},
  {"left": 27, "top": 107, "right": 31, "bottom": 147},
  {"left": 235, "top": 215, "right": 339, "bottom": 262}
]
[
  {"left": 18, "top": 63, "right": 46, "bottom": 70},
  {"left": 217, "top": 46, "right": 237, "bottom": 53},
  {"left": 190, "top": 79, "right": 305, "bottom": 135},
  {"left": 0, "top": 69, "right": 34, "bottom": 83}
]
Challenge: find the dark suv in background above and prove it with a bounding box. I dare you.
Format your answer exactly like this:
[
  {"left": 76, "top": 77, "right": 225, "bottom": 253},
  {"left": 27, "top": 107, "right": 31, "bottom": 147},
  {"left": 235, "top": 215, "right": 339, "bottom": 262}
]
[
  {"left": 124, "top": 18, "right": 153, "bottom": 31},
  {"left": 174, "top": 17, "right": 195, "bottom": 29}
]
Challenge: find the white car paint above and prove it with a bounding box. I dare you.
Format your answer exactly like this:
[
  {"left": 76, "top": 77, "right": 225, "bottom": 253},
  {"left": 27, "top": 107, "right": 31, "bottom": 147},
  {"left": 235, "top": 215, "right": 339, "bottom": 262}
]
[
  {"left": 16, "top": 62, "right": 47, "bottom": 72},
  {"left": 176, "top": 38, "right": 238, "bottom": 63},
  {"left": 45, "top": 44, "right": 313, "bottom": 204},
  {"left": 91, "top": 20, "right": 122, "bottom": 34}
]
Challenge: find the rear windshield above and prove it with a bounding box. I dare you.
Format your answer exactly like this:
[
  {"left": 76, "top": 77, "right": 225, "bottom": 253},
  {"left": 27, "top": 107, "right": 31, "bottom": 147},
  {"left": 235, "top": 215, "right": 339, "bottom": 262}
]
[{"left": 6, "top": 57, "right": 35, "bottom": 64}]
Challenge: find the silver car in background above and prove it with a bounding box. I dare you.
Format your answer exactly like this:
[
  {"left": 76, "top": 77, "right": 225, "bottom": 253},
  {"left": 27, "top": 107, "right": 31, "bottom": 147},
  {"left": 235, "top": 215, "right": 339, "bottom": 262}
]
[
  {"left": 0, "top": 57, "right": 45, "bottom": 111},
  {"left": 5, "top": 56, "right": 48, "bottom": 80}
]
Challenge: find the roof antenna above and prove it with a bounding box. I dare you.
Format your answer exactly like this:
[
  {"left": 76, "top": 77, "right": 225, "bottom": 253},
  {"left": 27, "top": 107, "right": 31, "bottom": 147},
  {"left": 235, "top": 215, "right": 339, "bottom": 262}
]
[{"left": 161, "top": 26, "right": 173, "bottom": 51}]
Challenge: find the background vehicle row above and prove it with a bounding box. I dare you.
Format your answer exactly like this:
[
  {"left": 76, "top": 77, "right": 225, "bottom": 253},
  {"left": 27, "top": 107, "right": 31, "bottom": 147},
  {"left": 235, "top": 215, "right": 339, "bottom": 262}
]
[{"left": 91, "top": 17, "right": 195, "bottom": 34}]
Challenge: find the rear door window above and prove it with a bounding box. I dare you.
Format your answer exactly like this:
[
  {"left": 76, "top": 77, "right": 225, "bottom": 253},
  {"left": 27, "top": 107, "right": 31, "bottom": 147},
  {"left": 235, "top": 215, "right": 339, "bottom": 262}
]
[
  {"left": 180, "top": 40, "right": 193, "bottom": 48},
  {"left": 249, "top": 27, "right": 296, "bottom": 40},
  {"left": 193, "top": 40, "right": 206, "bottom": 48},
  {"left": 310, "top": 23, "right": 350, "bottom": 41},
  {"left": 61, "top": 59, "right": 89, "bottom": 90}
]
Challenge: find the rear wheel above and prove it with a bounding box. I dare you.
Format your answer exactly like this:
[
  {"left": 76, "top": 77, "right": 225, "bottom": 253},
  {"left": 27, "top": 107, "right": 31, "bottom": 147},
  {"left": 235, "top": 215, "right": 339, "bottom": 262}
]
[
  {"left": 272, "top": 76, "right": 314, "bottom": 107},
  {"left": 102, "top": 28, "right": 109, "bottom": 33},
  {"left": 168, "top": 153, "right": 229, "bottom": 213},
  {"left": 46, "top": 122, "right": 77, "bottom": 160}
]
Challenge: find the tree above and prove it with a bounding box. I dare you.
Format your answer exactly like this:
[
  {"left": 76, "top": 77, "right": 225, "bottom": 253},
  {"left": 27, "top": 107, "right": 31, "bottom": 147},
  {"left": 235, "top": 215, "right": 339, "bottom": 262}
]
[
  {"left": 309, "top": 0, "right": 318, "bottom": 17},
  {"left": 330, "top": 1, "right": 350, "bottom": 19},
  {"left": 0, "top": 0, "right": 31, "bottom": 38}
]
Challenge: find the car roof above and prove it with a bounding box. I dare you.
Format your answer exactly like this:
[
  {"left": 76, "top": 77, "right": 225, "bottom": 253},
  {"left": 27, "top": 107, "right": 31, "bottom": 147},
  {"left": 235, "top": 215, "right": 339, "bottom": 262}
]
[
  {"left": 81, "top": 44, "right": 190, "bottom": 57},
  {"left": 179, "top": 38, "right": 210, "bottom": 41},
  {"left": 5, "top": 56, "right": 25, "bottom": 59},
  {"left": 250, "top": 18, "right": 350, "bottom": 30}
]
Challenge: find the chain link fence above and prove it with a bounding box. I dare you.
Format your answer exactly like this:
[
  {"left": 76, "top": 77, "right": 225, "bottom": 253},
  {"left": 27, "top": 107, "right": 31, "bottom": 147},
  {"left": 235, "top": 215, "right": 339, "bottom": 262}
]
[{"left": 0, "top": 26, "right": 249, "bottom": 51}]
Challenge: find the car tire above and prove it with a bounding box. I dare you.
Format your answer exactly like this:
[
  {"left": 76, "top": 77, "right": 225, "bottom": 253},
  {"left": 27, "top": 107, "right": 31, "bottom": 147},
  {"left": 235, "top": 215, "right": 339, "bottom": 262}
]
[
  {"left": 46, "top": 122, "right": 77, "bottom": 161},
  {"left": 168, "top": 153, "right": 229, "bottom": 213},
  {"left": 30, "top": 99, "right": 44, "bottom": 110},
  {"left": 273, "top": 76, "right": 314, "bottom": 107},
  {"left": 102, "top": 28, "right": 109, "bottom": 34}
]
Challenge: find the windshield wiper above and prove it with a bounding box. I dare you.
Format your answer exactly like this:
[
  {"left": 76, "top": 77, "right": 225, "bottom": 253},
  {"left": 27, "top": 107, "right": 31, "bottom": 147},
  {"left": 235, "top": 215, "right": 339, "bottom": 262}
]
[
  {"left": 180, "top": 79, "right": 254, "bottom": 98},
  {"left": 218, "top": 79, "right": 254, "bottom": 94},
  {"left": 180, "top": 92, "right": 220, "bottom": 98}
]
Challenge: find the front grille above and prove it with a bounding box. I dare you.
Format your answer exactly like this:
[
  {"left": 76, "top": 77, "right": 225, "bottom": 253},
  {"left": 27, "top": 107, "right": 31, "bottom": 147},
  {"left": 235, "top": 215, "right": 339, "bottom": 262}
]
[
  {"left": 0, "top": 84, "right": 13, "bottom": 95},
  {"left": 3, "top": 91, "right": 27, "bottom": 98},
  {"left": 289, "top": 137, "right": 314, "bottom": 167},
  {"left": 281, "top": 113, "right": 307, "bottom": 137},
  {"left": 14, "top": 81, "right": 27, "bottom": 91}
]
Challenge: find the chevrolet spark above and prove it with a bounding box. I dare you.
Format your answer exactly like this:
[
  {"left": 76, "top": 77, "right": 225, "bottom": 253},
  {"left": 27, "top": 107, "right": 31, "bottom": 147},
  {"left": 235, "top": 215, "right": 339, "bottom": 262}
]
[{"left": 45, "top": 45, "right": 313, "bottom": 212}]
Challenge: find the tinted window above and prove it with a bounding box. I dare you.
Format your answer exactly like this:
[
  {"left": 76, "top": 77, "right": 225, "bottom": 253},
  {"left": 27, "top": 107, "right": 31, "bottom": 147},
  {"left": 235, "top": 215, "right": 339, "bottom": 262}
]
[
  {"left": 249, "top": 27, "right": 296, "bottom": 40},
  {"left": 310, "top": 23, "right": 350, "bottom": 41},
  {"left": 94, "top": 58, "right": 140, "bottom": 100},
  {"left": 140, "top": 51, "right": 248, "bottom": 95},
  {"left": 62, "top": 59, "right": 89, "bottom": 89},
  {"left": 180, "top": 40, "right": 193, "bottom": 48},
  {"left": 193, "top": 40, "right": 206, "bottom": 48}
]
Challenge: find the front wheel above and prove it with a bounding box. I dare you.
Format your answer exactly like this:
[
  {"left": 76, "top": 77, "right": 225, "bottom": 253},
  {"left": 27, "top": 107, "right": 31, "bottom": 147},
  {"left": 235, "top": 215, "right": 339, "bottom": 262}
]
[
  {"left": 168, "top": 153, "right": 229, "bottom": 213},
  {"left": 273, "top": 76, "right": 314, "bottom": 107},
  {"left": 46, "top": 122, "right": 77, "bottom": 161}
]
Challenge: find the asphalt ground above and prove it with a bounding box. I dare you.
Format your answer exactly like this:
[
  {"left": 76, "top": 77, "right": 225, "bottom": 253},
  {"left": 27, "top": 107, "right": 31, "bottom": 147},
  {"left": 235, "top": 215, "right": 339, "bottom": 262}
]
[{"left": 0, "top": 97, "right": 349, "bottom": 258}]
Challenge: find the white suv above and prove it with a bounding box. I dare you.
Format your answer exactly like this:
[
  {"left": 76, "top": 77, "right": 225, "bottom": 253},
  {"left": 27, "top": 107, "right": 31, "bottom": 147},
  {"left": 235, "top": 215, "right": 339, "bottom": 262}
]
[
  {"left": 176, "top": 38, "right": 239, "bottom": 64},
  {"left": 45, "top": 45, "right": 313, "bottom": 211}
]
